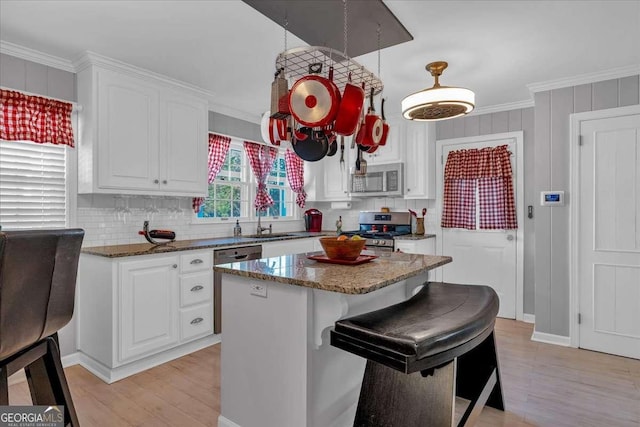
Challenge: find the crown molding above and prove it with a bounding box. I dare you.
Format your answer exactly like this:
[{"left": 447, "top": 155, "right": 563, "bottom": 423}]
[
  {"left": 0, "top": 40, "right": 75, "bottom": 73},
  {"left": 527, "top": 64, "right": 640, "bottom": 94},
  {"left": 73, "top": 51, "right": 216, "bottom": 100},
  {"left": 470, "top": 99, "right": 535, "bottom": 116}
]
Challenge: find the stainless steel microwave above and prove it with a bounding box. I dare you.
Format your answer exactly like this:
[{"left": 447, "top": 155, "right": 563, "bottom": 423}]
[{"left": 350, "top": 163, "right": 404, "bottom": 197}]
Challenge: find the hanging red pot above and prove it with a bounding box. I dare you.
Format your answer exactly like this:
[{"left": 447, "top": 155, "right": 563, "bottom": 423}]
[
  {"left": 361, "top": 88, "right": 383, "bottom": 147},
  {"left": 288, "top": 63, "right": 341, "bottom": 128},
  {"left": 333, "top": 73, "right": 365, "bottom": 136}
]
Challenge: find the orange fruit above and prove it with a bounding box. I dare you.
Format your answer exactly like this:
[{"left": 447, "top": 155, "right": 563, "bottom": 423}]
[{"left": 337, "top": 235, "right": 348, "bottom": 241}]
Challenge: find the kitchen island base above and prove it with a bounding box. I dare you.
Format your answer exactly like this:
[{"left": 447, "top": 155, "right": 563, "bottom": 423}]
[{"left": 219, "top": 273, "right": 426, "bottom": 427}]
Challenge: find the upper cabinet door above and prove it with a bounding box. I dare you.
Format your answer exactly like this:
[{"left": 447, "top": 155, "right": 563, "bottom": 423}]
[
  {"left": 160, "top": 92, "right": 208, "bottom": 194},
  {"left": 404, "top": 122, "right": 436, "bottom": 199},
  {"left": 97, "top": 69, "right": 160, "bottom": 191}
]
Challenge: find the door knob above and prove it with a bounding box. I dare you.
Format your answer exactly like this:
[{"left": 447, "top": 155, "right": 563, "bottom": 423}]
[{"left": 506, "top": 235, "right": 514, "bottom": 241}]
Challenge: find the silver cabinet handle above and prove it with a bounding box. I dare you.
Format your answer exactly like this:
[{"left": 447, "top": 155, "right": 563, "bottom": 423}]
[
  {"left": 190, "top": 259, "right": 204, "bottom": 264},
  {"left": 153, "top": 179, "right": 159, "bottom": 184},
  {"left": 190, "top": 285, "right": 204, "bottom": 292},
  {"left": 507, "top": 235, "right": 514, "bottom": 241},
  {"left": 190, "top": 317, "right": 203, "bottom": 325},
  {"left": 172, "top": 264, "right": 178, "bottom": 268}
]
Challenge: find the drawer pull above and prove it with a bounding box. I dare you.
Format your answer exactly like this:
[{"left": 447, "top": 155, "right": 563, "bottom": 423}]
[
  {"left": 172, "top": 264, "right": 178, "bottom": 269},
  {"left": 190, "top": 259, "right": 204, "bottom": 265},
  {"left": 190, "top": 285, "right": 204, "bottom": 292},
  {"left": 234, "top": 254, "right": 248, "bottom": 260},
  {"left": 190, "top": 317, "right": 204, "bottom": 325}
]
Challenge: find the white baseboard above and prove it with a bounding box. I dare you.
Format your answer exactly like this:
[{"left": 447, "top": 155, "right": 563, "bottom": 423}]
[
  {"left": 522, "top": 313, "right": 535, "bottom": 324},
  {"left": 218, "top": 415, "right": 242, "bottom": 427},
  {"left": 78, "top": 335, "right": 220, "bottom": 384},
  {"left": 531, "top": 330, "right": 571, "bottom": 347},
  {"left": 8, "top": 352, "right": 82, "bottom": 386}
]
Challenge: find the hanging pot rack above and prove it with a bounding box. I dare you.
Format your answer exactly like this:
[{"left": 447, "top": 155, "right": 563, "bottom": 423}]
[{"left": 275, "top": 46, "right": 384, "bottom": 96}]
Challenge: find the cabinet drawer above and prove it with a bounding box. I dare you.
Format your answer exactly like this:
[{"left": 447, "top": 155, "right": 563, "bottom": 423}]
[
  {"left": 180, "top": 251, "right": 212, "bottom": 273},
  {"left": 180, "top": 304, "right": 213, "bottom": 342},
  {"left": 180, "top": 271, "right": 212, "bottom": 307}
]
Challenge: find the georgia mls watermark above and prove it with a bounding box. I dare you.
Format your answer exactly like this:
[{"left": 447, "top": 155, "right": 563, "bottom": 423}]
[{"left": 0, "top": 406, "right": 64, "bottom": 427}]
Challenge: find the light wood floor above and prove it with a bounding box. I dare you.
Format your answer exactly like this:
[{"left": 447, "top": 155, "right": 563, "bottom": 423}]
[{"left": 8, "top": 319, "right": 640, "bottom": 426}]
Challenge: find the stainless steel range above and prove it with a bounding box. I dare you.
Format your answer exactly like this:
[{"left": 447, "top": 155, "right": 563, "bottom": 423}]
[{"left": 341, "top": 211, "right": 412, "bottom": 252}]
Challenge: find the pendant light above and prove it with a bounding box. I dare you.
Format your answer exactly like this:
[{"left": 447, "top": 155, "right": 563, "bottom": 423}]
[{"left": 401, "top": 61, "right": 475, "bottom": 121}]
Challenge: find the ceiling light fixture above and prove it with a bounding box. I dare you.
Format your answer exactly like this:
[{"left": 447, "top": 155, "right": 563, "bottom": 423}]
[{"left": 401, "top": 61, "right": 475, "bottom": 121}]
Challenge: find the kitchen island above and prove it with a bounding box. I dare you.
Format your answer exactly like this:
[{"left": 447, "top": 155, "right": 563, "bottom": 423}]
[{"left": 215, "top": 251, "right": 451, "bottom": 427}]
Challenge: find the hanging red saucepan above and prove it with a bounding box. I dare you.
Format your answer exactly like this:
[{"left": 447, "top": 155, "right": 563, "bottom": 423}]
[
  {"left": 333, "top": 73, "right": 365, "bottom": 136},
  {"left": 354, "top": 83, "right": 367, "bottom": 145},
  {"left": 288, "top": 63, "right": 341, "bottom": 128},
  {"left": 361, "top": 88, "right": 384, "bottom": 147},
  {"left": 291, "top": 124, "right": 330, "bottom": 162},
  {"left": 261, "top": 110, "right": 287, "bottom": 146},
  {"left": 379, "top": 97, "right": 390, "bottom": 146}
]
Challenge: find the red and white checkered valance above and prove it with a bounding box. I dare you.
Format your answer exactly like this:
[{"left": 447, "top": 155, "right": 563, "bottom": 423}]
[
  {"left": 0, "top": 89, "right": 75, "bottom": 147},
  {"left": 244, "top": 141, "right": 278, "bottom": 212},
  {"left": 441, "top": 145, "right": 517, "bottom": 230},
  {"left": 192, "top": 133, "right": 232, "bottom": 213},
  {"left": 285, "top": 149, "right": 306, "bottom": 209}
]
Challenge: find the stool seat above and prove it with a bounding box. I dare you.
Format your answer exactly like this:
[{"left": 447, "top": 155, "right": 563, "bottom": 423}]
[{"left": 332, "top": 282, "right": 499, "bottom": 373}]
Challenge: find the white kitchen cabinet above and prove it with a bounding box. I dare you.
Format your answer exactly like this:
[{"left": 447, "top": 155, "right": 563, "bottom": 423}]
[
  {"left": 77, "top": 249, "right": 215, "bottom": 383},
  {"left": 304, "top": 136, "right": 354, "bottom": 202},
  {"left": 261, "top": 237, "right": 317, "bottom": 258},
  {"left": 119, "top": 255, "right": 179, "bottom": 362},
  {"left": 395, "top": 238, "right": 436, "bottom": 255},
  {"left": 404, "top": 122, "right": 436, "bottom": 199},
  {"left": 76, "top": 54, "right": 208, "bottom": 196},
  {"left": 364, "top": 119, "right": 403, "bottom": 165}
]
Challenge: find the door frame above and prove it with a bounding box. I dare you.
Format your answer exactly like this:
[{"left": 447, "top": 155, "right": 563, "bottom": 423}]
[
  {"left": 569, "top": 104, "right": 640, "bottom": 348},
  {"left": 435, "top": 131, "right": 525, "bottom": 321}
]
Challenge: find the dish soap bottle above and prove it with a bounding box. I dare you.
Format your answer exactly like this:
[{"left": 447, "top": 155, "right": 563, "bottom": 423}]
[
  {"left": 233, "top": 220, "right": 242, "bottom": 237},
  {"left": 336, "top": 216, "right": 343, "bottom": 235}
]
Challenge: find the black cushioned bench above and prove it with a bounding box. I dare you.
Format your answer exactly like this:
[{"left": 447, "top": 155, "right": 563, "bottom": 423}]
[{"left": 330, "top": 281, "right": 504, "bottom": 427}]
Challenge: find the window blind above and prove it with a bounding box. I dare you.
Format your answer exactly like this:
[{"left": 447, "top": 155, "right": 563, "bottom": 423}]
[{"left": 0, "top": 140, "right": 67, "bottom": 229}]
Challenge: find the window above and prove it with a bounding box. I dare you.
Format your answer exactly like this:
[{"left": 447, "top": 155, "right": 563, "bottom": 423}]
[
  {"left": 194, "top": 140, "right": 295, "bottom": 220},
  {"left": 0, "top": 140, "right": 68, "bottom": 229},
  {"left": 265, "top": 152, "right": 294, "bottom": 217}
]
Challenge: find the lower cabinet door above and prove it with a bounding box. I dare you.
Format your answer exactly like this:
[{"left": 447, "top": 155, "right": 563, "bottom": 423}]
[
  {"left": 119, "top": 256, "right": 180, "bottom": 363},
  {"left": 180, "top": 303, "right": 213, "bottom": 342}
]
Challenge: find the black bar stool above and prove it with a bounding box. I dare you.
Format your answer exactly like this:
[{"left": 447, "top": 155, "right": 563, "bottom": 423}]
[
  {"left": 0, "top": 229, "right": 84, "bottom": 426},
  {"left": 331, "top": 281, "right": 504, "bottom": 427}
]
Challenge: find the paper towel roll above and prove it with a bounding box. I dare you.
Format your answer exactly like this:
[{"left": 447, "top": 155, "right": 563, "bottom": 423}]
[{"left": 330, "top": 201, "right": 352, "bottom": 209}]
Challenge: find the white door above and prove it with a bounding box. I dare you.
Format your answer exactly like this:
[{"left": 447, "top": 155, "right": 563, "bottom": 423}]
[
  {"left": 577, "top": 109, "right": 640, "bottom": 359},
  {"left": 436, "top": 132, "right": 523, "bottom": 319}
]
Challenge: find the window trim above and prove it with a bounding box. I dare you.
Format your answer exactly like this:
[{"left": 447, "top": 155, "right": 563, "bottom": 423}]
[{"left": 192, "top": 138, "right": 299, "bottom": 224}]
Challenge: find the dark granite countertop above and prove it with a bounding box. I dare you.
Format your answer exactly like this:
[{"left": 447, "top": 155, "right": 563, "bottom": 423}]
[
  {"left": 214, "top": 251, "right": 452, "bottom": 294},
  {"left": 82, "top": 231, "right": 336, "bottom": 258},
  {"left": 394, "top": 233, "right": 436, "bottom": 241}
]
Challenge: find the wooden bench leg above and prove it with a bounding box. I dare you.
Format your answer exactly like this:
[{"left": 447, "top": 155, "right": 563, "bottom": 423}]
[
  {"left": 456, "top": 330, "right": 504, "bottom": 413},
  {"left": 354, "top": 359, "right": 456, "bottom": 427}
]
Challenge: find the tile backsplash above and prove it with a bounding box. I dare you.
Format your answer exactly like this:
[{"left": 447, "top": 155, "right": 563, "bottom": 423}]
[{"left": 76, "top": 194, "right": 437, "bottom": 247}]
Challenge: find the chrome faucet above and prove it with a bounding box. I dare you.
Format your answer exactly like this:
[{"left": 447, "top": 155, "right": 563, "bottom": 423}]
[{"left": 256, "top": 211, "right": 272, "bottom": 236}]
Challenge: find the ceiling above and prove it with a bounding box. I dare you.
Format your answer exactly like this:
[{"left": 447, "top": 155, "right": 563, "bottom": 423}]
[{"left": 1, "top": 1, "right": 639, "bottom": 124}]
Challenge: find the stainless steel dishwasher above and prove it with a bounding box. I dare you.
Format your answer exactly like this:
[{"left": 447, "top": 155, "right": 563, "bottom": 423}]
[{"left": 213, "top": 245, "right": 262, "bottom": 333}]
